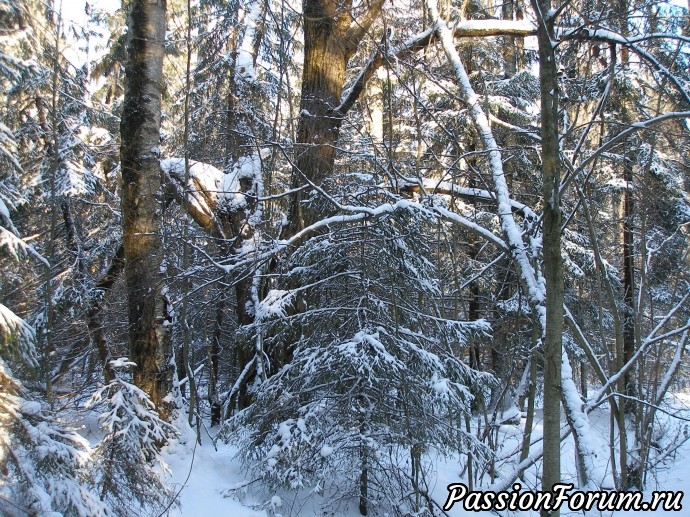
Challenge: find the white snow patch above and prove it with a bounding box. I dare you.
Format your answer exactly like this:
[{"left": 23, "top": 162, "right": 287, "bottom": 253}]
[{"left": 255, "top": 289, "right": 293, "bottom": 321}]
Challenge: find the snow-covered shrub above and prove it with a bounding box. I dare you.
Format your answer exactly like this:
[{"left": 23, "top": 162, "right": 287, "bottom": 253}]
[
  {"left": 89, "top": 358, "right": 178, "bottom": 516},
  {"left": 222, "top": 204, "right": 492, "bottom": 515},
  {"left": 1, "top": 182, "right": 108, "bottom": 515},
  {"left": 0, "top": 361, "right": 110, "bottom": 517}
]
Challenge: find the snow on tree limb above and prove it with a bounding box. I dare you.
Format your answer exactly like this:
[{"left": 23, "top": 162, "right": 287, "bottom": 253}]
[
  {"left": 422, "top": 178, "right": 538, "bottom": 220},
  {"left": 162, "top": 152, "right": 268, "bottom": 239},
  {"left": 428, "top": 1, "right": 545, "bottom": 316},
  {"left": 0, "top": 303, "right": 38, "bottom": 368},
  {"left": 161, "top": 157, "right": 229, "bottom": 238},
  {"left": 427, "top": 0, "right": 607, "bottom": 490},
  {"left": 338, "top": 20, "right": 536, "bottom": 116},
  {"left": 0, "top": 225, "right": 49, "bottom": 266},
  {"left": 561, "top": 27, "right": 690, "bottom": 107}
]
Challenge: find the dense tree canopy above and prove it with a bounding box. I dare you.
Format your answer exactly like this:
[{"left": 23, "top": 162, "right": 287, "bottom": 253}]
[{"left": 0, "top": 0, "right": 689, "bottom": 514}]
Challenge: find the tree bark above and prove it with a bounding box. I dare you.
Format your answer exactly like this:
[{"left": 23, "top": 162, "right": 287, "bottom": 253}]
[
  {"left": 533, "top": 0, "right": 563, "bottom": 511},
  {"left": 622, "top": 152, "right": 636, "bottom": 409},
  {"left": 282, "top": 0, "right": 384, "bottom": 238},
  {"left": 120, "top": 0, "right": 173, "bottom": 419}
]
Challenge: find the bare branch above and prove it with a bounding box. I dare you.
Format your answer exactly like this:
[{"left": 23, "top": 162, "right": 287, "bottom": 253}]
[
  {"left": 344, "top": 0, "right": 386, "bottom": 52},
  {"left": 561, "top": 27, "right": 690, "bottom": 107},
  {"left": 338, "top": 20, "right": 536, "bottom": 115},
  {"left": 560, "top": 111, "right": 690, "bottom": 195}
]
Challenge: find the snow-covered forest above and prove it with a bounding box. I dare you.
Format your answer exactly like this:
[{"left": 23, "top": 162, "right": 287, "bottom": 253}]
[{"left": 1, "top": 0, "right": 689, "bottom": 515}]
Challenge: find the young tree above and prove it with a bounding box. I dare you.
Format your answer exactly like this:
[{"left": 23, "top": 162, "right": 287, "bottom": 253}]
[
  {"left": 532, "top": 0, "right": 563, "bottom": 507},
  {"left": 0, "top": 362, "right": 109, "bottom": 517},
  {"left": 89, "top": 358, "right": 177, "bottom": 516},
  {"left": 224, "top": 203, "right": 491, "bottom": 515}
]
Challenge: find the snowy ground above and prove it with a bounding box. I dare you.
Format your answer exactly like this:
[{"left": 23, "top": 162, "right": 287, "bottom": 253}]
[{"left": 160, "top": 396, "right": 690, "bottom": 517}]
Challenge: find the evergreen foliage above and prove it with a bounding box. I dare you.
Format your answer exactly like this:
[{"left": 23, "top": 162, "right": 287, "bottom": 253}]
[
  {"left": 222, "top": 196, "right": 492, "bottom": 514},
  {"left": 89, "top": 359, "right": 178, "bottom": 516}
]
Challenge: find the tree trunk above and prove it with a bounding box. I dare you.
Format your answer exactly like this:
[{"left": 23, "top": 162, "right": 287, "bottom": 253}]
[
  {"left": 90, "top": 244, "right": 125, "bottom": 384},
  {"left": 282, "top": 0, "right": 383, "bottom": 238},
  {"left": 519, "top": 338, "right": 538, "bottom": 481},
  {"left": 120, "top": 0, "right": 173, "bottom": 419},
  {"left": 501, "top": 0, "right": 517, "bottom": 78},
  {"left": 56, "top": 244, "right": 125, "bottom": 384},
  {"left": 605, "top": 0, "right": 636, "bottom": 420},
  {"left": 534, "top": 0, "right": 563, "bottom": 511},
  {"left": 209, "top": 295, "right": 224, "bottom": 426},
  {"left": 284, "top": 3, "right": 349, "bottom": 236},
  {"left": 622, "top": 154, "right": 636, "bottom": 408}
]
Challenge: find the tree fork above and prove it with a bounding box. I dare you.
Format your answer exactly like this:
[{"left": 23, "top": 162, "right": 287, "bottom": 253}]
[{"left": 282, "top": 0, "right": 384, "bottom": 238}]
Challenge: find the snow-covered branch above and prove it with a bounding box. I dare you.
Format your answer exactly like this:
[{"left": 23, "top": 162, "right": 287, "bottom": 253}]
[
  {"left": 561, "top": 27, "right": 690, "bottom": 107},
  {"left": 338, "top": 20, "right": 536, "bottom": 116},
  {"left": 422, "top": 178, "right": 538, "bottom": 220}
]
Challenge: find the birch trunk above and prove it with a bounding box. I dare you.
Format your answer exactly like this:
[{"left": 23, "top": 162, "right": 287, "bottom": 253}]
[{"left": 120, "top": 0, "right": 173, "bottom": 419}]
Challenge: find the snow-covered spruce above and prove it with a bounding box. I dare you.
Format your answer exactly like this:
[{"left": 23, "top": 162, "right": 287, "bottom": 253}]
[
  {"left": 0, "top": 188, "right": 107, "bottom": 516},
  {"left": 220, "top": 207, "right": 492, "bottom": 516},
  {"left": 88, "top": 358, "right": 178, "bottom": 517},
  {"left": 0, "top": 360, "right": 109, "bottom": 517}
]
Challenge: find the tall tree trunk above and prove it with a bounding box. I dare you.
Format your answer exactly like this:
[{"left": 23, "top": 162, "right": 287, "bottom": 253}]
[
  {"left": 613, "top": 0, "right": 635, "bottom": 486},
  {"left": 120, "top": 0, "right": 173, "bottom": 419},
  {"left": 533, "top": 0, "right": 563, "bottom": 511},
  {"left": 620, "top": 157, "right": 635, "bottom": 404},
  {"left": 283, "top": 3, "right": 349, "bottom": 236},
  {"left": 282, "top": 0, "right": 383, "bottom": 238},
  {"left": 180, "top": 0, "right": 200, "bottom": 436},
  {"left": 622, "top": 152, "right": 636, "bottom": 407}
]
